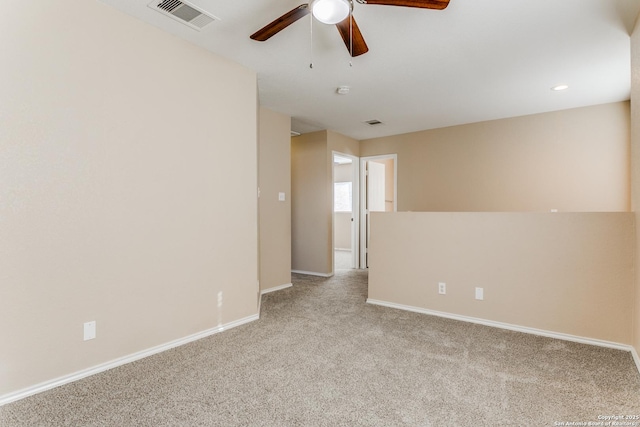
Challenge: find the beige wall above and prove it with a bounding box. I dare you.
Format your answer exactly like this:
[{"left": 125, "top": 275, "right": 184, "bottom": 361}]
[
  {"left": 292, "top": 131, "right": 331, "bottom": 274},
  {"left": 368, "top": 212, "right": 635, "bottom": 344},
  {"left": 328, "top": 130, "right": 360, "bottom": 158},
  {"left": 259, "top": 107, "right": 291, "bottom": 292},
  {"left": 631, "top": 19, "right": 640, "bottom": 357},
  {"left": 360, "top": 103, "right": 630, "bottom": 212},
  {"left": 0, "top": 0, "right": 258, "bottom": 398},
  {"left": 292, "top": 131, "right": 359, "bottom": 274}
]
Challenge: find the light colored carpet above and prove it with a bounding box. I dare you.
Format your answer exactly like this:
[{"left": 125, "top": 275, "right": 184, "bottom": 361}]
[{"left": 2, "top": 270, "right": 639, "bottom": 426}]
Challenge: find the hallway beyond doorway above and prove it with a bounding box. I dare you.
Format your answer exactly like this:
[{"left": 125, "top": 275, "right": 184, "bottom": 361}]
[{"left": 334, "top": 250, "right": 352, "bottom": 271}]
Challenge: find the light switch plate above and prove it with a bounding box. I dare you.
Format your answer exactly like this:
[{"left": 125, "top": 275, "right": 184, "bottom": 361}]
[
  {"left": 278, "top": 192, "right": 286, "bottom": 201},
  {"left": 84, "top": 321, "right": 96, "bottom": 341}
]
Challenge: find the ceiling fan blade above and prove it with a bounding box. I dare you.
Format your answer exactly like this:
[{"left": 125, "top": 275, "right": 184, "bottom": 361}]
[
  {"left": 250, "top": 4, "right": 311, "bottom": 41},
  {"left": 361, "top": 0, "right": 450, "bottom": 10},
  {"left": 336, "top": 16, "right": 369, "bottom": 57}
]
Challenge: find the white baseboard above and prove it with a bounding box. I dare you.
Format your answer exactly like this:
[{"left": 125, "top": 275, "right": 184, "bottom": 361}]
[
  {"left": 261, "top": 283, "right": 292, "bottom": 295},
  {"left": 0, "top": 313, "right": 259, "bottom": 407},
  {"left": 291, "top": 270, "right": 333, "bottom": 278},
  {"left": 632, "top": 346, "right": 640, "bottom": 375},
  {"left": 366, "top": 299, "right": 638, "bottom": 359}
]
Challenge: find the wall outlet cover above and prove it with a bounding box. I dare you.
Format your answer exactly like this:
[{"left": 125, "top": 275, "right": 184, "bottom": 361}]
[
  {"left": 84, "top": 321, "right": 96, "bottom": 341},
  {"left": 438, "top": 282, "right": 446, "bottom": 295}
]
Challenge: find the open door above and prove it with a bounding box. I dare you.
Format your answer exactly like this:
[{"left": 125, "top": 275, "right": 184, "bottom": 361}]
[{"left": 360, "top": 155, "right": 397, "bottom": 268}]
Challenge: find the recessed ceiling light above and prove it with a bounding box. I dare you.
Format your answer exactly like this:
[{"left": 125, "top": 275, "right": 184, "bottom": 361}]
[{"left": 551, "top": 84, "right": 569, "bottom": 91}]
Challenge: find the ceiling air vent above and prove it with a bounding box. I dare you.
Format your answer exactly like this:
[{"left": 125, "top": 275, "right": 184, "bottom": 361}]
[
  {"left": 148, "top": 0, "right": 219, "bottom": 31},
  {"left": 365, "top": 119, "right": 383, "bottom": 126}
]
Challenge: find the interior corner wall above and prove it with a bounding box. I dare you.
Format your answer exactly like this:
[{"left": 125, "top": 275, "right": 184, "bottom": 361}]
[
  {"left": 327, "top": 130, "right": 360, "bottom": 158},
  {"left": 258, "top": 107, "right": 292, "bottom": 292},
  {"left": 359, "top": 102, "right": 630, "bottom": 212},
  {"left": 291, "top": 131, "right": 331, "bottom": 275},
  {"left": 291, "top": 130, "right": 360, "bottom": 275},
  {"left": 0, "top": 0, "right": 258, "bottom": 398},
  {"left": 631, "top": 18, "right": 640, "bottom": 359}
]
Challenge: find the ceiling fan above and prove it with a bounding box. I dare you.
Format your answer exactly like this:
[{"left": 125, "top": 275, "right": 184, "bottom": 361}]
[{"left": 250, "top": 0, "right": 450, "bottom": 57}]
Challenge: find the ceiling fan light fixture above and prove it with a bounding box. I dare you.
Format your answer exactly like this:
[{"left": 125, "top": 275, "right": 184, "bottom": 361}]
[{"left": 311, "top": 0, "right": 352, "bottom": 25}]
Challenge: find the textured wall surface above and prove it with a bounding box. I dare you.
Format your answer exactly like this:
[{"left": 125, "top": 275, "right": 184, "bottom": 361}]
[
  {"left": 630, "top": 17, "right": 640, "bottom": 357},
  {"left": 0, "top": 0, "right": 258, "bottom": 398},
  {"left": 369, "top": 212, "right": 635, "bottom": 344},
  {"left": 259, "top": 107, "right": 292, "bottom": 292},
  {"left": 361, "top": 103, "right": 630, "bottom": 212}
]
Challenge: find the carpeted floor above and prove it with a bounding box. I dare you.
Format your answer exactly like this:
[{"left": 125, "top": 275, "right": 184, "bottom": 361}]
[{"left": 2, "top": 270, "right": 640, "bottom": 426}]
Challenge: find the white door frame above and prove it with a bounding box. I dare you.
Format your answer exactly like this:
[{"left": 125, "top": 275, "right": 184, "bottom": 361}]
[
  {"left": 332, "top": 151, "right": 360, "bottom": 273},
  {"left": 360, "top": 154, "right": 398, "bottom": 269}
]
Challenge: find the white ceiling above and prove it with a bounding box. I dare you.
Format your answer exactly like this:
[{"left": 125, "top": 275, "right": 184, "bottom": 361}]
[{"left": 100, "top": 0, "right": 640, "bottom": 140}]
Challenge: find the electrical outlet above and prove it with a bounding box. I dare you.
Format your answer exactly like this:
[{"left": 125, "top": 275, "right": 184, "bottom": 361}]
[
  {"left": 83, "top": 321, "right": 96, "bottom": 341},
  {"left": 475, "top": 287, "right": 484, "bottom": 301},
  {"left": 438, "top": 282, "right": 446, "bottom": 295}
]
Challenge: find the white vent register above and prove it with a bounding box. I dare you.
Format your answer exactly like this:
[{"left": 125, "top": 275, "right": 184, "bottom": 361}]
[{"left": 148, "top": 0, "right": 219, "bottom": 31}]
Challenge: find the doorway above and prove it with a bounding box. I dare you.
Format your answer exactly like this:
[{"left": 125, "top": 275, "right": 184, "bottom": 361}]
[
  {"left": 333, "top": 152, "right": 359, "bottom": 272},
  {"left": 360, "top": 155, "right": 397, "bottom": 268}
]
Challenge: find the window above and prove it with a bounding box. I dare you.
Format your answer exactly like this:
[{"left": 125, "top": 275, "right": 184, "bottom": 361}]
[{"left": 334, "top": 182, "right": 352, "bottom": 212}]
